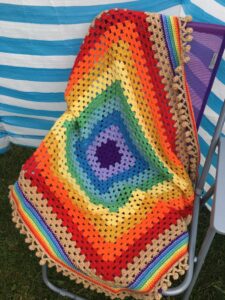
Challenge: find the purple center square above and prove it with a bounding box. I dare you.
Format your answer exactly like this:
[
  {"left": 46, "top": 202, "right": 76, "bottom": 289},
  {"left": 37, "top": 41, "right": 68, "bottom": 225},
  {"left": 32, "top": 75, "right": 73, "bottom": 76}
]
[
  {"left": 86, "top": 125, "right": 136, "bottom": 181},
  {"left": 95, "top": 139, "right": 122, "bottom": 168}
]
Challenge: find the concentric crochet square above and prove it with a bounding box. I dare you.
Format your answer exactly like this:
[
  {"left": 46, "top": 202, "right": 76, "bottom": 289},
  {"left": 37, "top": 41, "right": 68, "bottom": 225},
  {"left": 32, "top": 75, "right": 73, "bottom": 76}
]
[
  {"left": 66, "top": 81, "right": 164, "bottom": 211},
  {"left": 9, "top": 9, "right": 199, "bottom": 300}
]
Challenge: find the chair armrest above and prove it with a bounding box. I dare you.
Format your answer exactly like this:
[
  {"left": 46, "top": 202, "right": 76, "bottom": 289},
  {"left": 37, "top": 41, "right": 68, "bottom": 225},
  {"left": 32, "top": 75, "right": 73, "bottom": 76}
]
[{"left": 211, "top": 136, "right": 225, "bottom": 235}]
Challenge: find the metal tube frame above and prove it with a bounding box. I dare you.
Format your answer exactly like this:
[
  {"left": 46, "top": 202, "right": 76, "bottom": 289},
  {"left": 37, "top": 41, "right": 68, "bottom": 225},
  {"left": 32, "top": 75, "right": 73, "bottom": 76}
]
[
  {"left": 183, "top": 227, "right": 216, "bottom": 300},
  {"left": 163, "top": 99, "right": 225, "bottom": 297},
  {"left": 42, "top": 265, "right": 86, "bottom": 300},
  {"left": 200, "top": 184, "right": 215, "bottom": 206}
]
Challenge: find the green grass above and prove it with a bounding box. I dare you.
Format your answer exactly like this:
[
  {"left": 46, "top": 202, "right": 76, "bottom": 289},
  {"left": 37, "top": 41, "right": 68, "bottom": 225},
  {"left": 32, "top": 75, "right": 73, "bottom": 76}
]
[{"left": 1, "top": 145, "right": 225, "bottom": 300}]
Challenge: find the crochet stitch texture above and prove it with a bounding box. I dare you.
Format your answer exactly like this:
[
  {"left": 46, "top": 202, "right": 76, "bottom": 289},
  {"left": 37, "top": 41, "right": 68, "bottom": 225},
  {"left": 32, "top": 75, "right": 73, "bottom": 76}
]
[{"left": 9, "top": 9, "right": 199, "bottom": 300}]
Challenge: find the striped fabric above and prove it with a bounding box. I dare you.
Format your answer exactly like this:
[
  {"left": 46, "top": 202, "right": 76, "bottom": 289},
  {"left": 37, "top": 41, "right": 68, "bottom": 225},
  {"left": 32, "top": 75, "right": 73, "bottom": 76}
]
[
  {"left": 1, "top": 0, "right": 224, "bottom": 212},
  {"left": 0, "top": 0, "right": 182, "bottom": 154},
  {"left": 183, "top": 0, "right": 225, "bottom": 209},
  {"left": 185, "top": 29, "right": 224, "bottom": 125}
]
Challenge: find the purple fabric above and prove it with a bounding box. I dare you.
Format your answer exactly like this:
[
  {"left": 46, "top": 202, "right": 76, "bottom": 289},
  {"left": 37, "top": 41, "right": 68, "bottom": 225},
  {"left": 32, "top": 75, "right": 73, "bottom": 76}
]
[
  {"left": 192, "top": 31, "right": 223, "bottom": 53},
  {"left": 189, "top": 21, "right": 225, "bottom": 36},
  {"left": 185, "top": 25, "right": 224, "bottom": 127},
  {"left": 188, "top": 52, "right": 211, "bottom": 86},
  {"left": 186, "top": 64, "right": 208, "bottom": 98},
  {"left": 96, "top": 139, "right": 122, "bottom": 168}
]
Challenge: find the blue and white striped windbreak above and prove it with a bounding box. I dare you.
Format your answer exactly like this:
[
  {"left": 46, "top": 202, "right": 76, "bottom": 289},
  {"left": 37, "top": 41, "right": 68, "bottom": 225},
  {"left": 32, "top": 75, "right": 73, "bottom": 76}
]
[
  {"left": 1, "top": 0, "right": 225, "bottom": 210},
  {"left": 0, "top": 0, "right": 182, "bottom": 153}
]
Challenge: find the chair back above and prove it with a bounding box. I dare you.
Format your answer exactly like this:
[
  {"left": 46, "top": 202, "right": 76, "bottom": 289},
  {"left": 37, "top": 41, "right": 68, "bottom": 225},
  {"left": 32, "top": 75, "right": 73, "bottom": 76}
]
[
  {"left": 187, "top": 22, "right": 225, "bottom": 128},
  {"left": 187, "top": 21, "right": 225, "bottom": 209}
]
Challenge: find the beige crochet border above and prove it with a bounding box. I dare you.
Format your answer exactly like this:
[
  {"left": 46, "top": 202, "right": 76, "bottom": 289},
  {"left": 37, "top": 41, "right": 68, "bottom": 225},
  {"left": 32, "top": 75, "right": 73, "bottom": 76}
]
[
  {"left": 146, "top": 13, "right": 199, "bottom": 183},
  {"left": 9, "top": 184, "right": 190, "bottom": 300}
]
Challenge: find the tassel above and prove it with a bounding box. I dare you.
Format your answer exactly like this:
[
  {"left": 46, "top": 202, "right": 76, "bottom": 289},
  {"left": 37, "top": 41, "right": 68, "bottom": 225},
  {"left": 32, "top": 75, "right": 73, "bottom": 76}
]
[
  {"left": 12, "top": 217, "right": 17, "bottom": 223},
  {"left": 20, "top": 229, "right": 26, "bottom": 235},
  {"left": 184, "top": 56, "right": 190, "bottom": 63},
  {"left": 28, "top": 244, "right": 35, "bottom": 251},
  {"left": 25, "top": 237, "right": 31, "bottom": 243},
  {"left": 15, "top": 223, "right": 20, "bottom": 229},
  {"left": 172, "top": 83, "right": 179, "bottom": 90},
  {"left": 39, "top": 259, "right": 46, "bottom": 266},
  {"left": 173, "top": 76, "right": 180, "bottom": 83},
  {"left": 185, "top": 45, "right": 191, "bottom": 52},
  {"left": 175, "top": 66, "right": 182, "bottom": 73},
  {"left": 184, "top": 15, "right": 192, "bottom": 23},
  {"left": 36, "top": 251, "right": 42, "bottom": 258}
]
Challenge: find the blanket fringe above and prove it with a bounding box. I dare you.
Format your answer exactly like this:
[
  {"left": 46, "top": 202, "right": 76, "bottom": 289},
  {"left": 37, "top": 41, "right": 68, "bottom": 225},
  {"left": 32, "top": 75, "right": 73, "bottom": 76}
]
[
  {"left": 9, "top": 185, "right": 190, "bottom": 300},
  {"left": 173, "top": 16, "right": 199, "bottom": 182},
  {"left": 146, "top": 13, "right": 199, "bottom": 183}
]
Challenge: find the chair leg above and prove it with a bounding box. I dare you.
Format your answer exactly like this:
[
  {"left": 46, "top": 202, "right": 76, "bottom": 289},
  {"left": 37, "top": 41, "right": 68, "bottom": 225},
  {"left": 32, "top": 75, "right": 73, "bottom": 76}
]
[
  {"left": 42, "top": 265, "right": 86, "bottom": 300},
  {"left": 183, "top": 227, "right": 216, "bottom": 300}
]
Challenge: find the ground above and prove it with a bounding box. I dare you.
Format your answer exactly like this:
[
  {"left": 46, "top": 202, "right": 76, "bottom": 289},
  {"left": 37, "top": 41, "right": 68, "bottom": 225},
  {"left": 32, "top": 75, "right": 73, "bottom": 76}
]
[{"left": 0, "top": 145, "right": 225, "bottom": 300}]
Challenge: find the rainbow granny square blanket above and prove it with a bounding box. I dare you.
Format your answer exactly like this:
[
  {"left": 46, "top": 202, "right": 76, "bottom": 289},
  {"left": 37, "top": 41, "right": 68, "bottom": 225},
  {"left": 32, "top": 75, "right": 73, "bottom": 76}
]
[{"left": 9, "top": 9, "right": 200, "bottom": 300}]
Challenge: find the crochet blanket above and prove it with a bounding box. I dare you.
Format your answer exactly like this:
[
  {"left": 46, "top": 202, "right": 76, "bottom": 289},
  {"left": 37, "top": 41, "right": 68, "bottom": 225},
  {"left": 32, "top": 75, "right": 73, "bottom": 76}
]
[{"left": 9, "top": 9, "right": 199, "bottom": 300}]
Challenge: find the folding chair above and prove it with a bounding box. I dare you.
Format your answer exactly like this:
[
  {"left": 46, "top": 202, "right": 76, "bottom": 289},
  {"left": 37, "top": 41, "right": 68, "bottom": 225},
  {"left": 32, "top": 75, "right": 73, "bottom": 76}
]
[{"left": 39, "top": 20, "right": 225, "bottom": 300}]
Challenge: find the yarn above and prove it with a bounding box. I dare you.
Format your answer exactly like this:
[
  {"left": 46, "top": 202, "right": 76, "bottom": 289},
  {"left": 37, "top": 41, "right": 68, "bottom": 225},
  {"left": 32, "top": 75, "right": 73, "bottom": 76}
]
[{"left": 9, "top": 9, "right": 199, "bottom": 300}]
